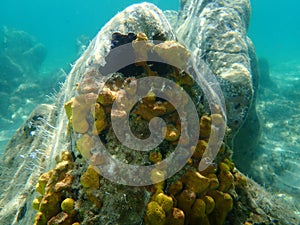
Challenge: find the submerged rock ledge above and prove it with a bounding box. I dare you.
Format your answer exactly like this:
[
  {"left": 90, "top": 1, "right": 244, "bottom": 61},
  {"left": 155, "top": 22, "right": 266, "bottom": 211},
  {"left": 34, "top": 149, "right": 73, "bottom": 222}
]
[{"left": 0, "top": 1, "right": 299, "bottom": 225}]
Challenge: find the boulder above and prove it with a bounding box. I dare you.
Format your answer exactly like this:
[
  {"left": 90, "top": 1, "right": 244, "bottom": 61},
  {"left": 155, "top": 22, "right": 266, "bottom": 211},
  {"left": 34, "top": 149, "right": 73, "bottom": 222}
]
[{"left": 176, "top": 0, "right": 258, "bottom": 145}]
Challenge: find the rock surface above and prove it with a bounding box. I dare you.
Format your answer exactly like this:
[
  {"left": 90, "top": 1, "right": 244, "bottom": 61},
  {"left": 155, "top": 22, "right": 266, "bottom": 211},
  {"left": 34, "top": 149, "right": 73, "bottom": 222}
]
[
  {"left": 232, "top": 38, "right": 261, "bottom": 169},
  {"left": 174, "top": 0, "right": 262, "bottom": 173},
  {"left": 176, "top": 0, "right": 258, "bottom": 143},
  {"left": 0, "top": 104, "right": 54, "bottom": 225}
]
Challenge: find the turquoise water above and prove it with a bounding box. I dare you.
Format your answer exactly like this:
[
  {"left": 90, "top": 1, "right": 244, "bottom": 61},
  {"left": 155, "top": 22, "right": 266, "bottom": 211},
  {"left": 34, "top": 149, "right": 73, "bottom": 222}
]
[
  {"left": 2, "top": 0, "right": 299, "bottom": 69},
  {"left": 0, "top": 0, "right": 299, "bottom": 218},
  {"left": 249, "top": 0, "right": 300, "bottom": 65},
  {"left": 0, "top": 0, "right": 179, "bottom": 70}
]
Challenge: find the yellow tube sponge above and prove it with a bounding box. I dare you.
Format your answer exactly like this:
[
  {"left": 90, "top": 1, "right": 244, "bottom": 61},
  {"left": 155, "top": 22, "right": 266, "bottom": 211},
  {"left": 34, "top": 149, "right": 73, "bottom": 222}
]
[
  {"left": 181, "top": 170, "right": 210, "bottom": 194},
  {"left": 39, "top": 192, "right": 62, "bottom": 220},
  {"left": 167, "top": 180, "right": 183, "bottom": 196},
  {"left": 61, "top": 198, "right": 75, "bottom": 213},
  {"left": 91, "top": 102, "right": 108, "bottom": 135},
  {"left": 153, "top": 41, "right": 190, "bottom": 69},
  {"left": 132, "top": 32, "right": 152, "bottom": 64},
  {"left": 149, "top": 151, "right": 162, "bottom": 164},
  {"left": 190, "top": 198, "right": 206, "bottom": 217},
  {"left": 206, "top": 173, "right": 219, "bottom": 190},
  {"left": 80, "top": 165, "right": 100, "bottom": 189},
  {"left": 76, "top": 134, "right": 94, "bottom": 159},
  {"left": 176, "top": 189, "right": 196, "bottom": 216},
  {"left": 60, "top": 151, "right": 74, "bottom": 162},
  {"left": 145, "top": 201, "right": 166, "bottom": 225},
  {"left": 190, "top": 198, "right": 210, "bottom": 225},
  {"left": 36, "top": 171, "right": 52, "bottom": 195},
  {"left": 33, "top": 212, "right": 47, "bottom": 225},
  {"left": 64, "top": 98, "right": 74, "bottom": 122},
  {"left": 92, "top": 102, "right": 105, "bottom": 119},
  {"left": 218, "top": 170, "right": 234, "bottom": 192},
  {"left": 199, "top": 116, "right": 211, "bottom": 139},
  {"left": 223, "top": 158, "right": 235, "bottom": 171},
  {"left": 162, "top": 124, "right": 180, "bottom": 142},
  {"left": 92, "top": 119, "right": 107, "bottom": 135},
  {"left": 210, "top": 113, "right": 225, "bottom": 126},
  {"left": 208, "top": 190, "right": 233, "bottom": 225},
  {"left": 71, "top": 95, "right": 91, "bottom": 134},
  {"left": 97, "top": 87, "right": 117, "bottom": 106},
  {"left": 234, "top": 171, "right": 248, "bottom": 188},
  {"left": 166, "top": 208, "right": 185, "bottom": 225},
  {"left": 192, "top": 140, "right": 208, "bottom": 159},
  {"left": 135, "top": 101, "right": 175, "bottom": 121},
  {"left": 32, "top": 197, "right": 42, "bottom": 210},
  {"left": 203, "top": 195, "right": 215, "bottom": 215},
  {"left": 218, "top": 162, "right": 234, "bottom": 192},
  {"left": 150, "top": 168, "right": 166, "bottom": 192},
  {"left": 155, "top": 193, "right": 173, "bottom": 213}
]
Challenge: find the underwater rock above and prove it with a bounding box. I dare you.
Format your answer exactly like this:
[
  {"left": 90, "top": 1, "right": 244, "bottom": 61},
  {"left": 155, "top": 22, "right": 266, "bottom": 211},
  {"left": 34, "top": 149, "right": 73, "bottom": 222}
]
[
  {"left": 232, "top": 38, "right": 262, "bottom": 171},
  {"left": 163, "top": 10, "right": 179, "bottom": 30},
  {"left": 257, "top": 57, "right": 276, "bottom": 88},
  {"left": 176, "top": 0, "right": 258, "bottom": 144},
  {"left": 0, "top": 26, "right": 47, "bottom": 77},
  {"left": 175, "top": 0, "right": 262, "bottom": 179},
  {"left": 0, "top": 104, "right": 55, "bottom": 225},
  {"left": 232, "top": 104, "right": 261, "bottom": 171},
  {"left": 0, "top": 2, "right": 299, "bottom": 225}
]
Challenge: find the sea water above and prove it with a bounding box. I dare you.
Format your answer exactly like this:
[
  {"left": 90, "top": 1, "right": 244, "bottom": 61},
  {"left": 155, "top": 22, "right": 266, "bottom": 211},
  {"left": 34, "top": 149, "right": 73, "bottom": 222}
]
[
  {"left": 249, "top": 0, "right": 300, "bottom": 213},
  {"left": 0, "top": 0, "right": 299, "bottom": 217},
  {"left": 0, "top": 0, "right": 179, "bottom": 71}
]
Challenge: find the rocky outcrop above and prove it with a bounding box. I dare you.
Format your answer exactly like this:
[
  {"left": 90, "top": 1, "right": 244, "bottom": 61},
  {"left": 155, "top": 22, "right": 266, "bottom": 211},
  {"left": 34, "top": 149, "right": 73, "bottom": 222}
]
[
  {"left": 0, "top": 26, "right": 47, "bottom": 79},
  {"left": 232, "top": 38, "right": 261, "bottom": 170},
  {"left": 0, "top": 3, "right": 176, "bottom": 225},
  {"left": 176, "top": 0, "right": 258, "bottom": 144},
  {"left": 0, "top": 2, "right": 298, "bottom": 225},
  {"left": 174, "top": 0, "right": 261, "bottom": 172},
  {"left": 0, "top": 104, "right": 54, "bottom": 225}
]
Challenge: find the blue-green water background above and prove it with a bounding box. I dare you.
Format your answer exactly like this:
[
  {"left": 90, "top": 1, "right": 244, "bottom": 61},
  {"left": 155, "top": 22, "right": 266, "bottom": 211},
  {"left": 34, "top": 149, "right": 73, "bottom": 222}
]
[
  {"left": 0, "top": 0, "right": 179, "bottom": 71},
  {"left": 1, "top": 0, "right": 299, "bottom": 69}
]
